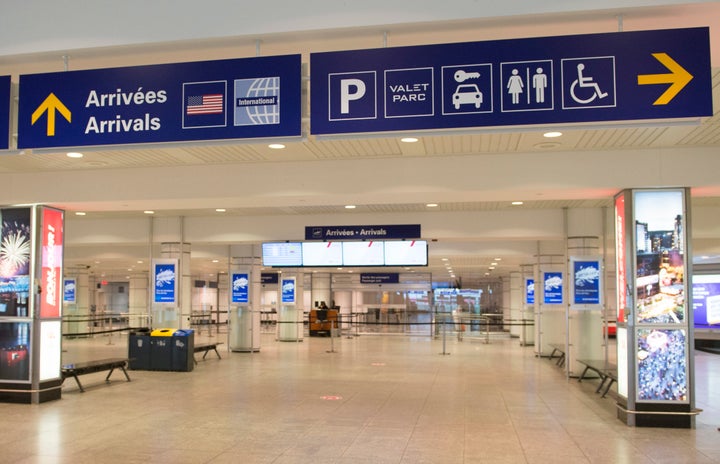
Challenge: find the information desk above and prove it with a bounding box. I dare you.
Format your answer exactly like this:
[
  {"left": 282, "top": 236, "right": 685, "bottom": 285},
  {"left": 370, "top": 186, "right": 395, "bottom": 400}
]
[{"left": 309, "top": 309, "right": 338, "bottom": 336}]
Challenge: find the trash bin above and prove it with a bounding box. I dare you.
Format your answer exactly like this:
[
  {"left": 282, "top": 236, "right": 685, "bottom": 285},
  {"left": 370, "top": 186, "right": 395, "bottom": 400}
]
[
  {"left": 128, "top": 328, "right": 151, "bottom": 370},
  {"left": 172, "top": 329, "right": 195, "bottom": 372},
  {"left": 150, "top": 328, "right": 175, "bottom": 371}
]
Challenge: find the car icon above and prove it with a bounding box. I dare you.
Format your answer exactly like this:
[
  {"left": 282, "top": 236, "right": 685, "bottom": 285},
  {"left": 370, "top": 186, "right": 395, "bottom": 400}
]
[{"left": 453, "top": 84, "right": 482, "bottom": 109}]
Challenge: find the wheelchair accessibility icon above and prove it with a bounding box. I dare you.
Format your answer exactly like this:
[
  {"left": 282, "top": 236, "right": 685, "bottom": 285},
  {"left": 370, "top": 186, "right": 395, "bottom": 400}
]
[
  {"left": 570, "top": 63, "right": 608, "bottom": 104},
  {"left": 562, "top": 56, "right": 615, "bottom": 109}
]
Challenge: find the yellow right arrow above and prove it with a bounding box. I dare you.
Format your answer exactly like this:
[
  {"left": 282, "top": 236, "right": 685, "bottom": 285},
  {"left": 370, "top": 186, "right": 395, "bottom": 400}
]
[
  {"left": 31, "top": 93, "right": 72, "bottom": 136},
  {"left": 637, "top": 53, "right": 693, "bottom": 106}
]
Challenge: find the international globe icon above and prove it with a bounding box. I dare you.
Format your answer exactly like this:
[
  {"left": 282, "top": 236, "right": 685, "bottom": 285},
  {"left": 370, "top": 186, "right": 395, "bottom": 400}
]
[{"left": 244, "top": 77, "right": 280, "bottom": 125}]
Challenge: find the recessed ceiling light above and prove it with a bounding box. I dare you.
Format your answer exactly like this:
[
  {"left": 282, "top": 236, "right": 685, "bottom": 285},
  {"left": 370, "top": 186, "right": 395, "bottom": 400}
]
[
  {"left": 400, "top": 137, "right": 419, "bottom": 143},
  {"left": 143, "top": 210, "right": 155, "bottom": 215},
  {"left": 441, "top": 258, "right": 448, "bottom": 261},
  {"left": 137, "top": 261, "right": 144, "bottom": 264},
  {"left": 494, "top": 257, "right": 502, "bottom": 261},
  {"left": 426, "top": 203, "right": 438, "bottom": 207},
  {"left": 543, "top": 131, "right": 563, "bottom": 138},
  {"left": 66, "top": 152, "right": 84, "bottom": 158},
  {"left": 345, "top": 205, "right": 356, "bottom": 209},
  {"left": 75, "top": 211, "right": 86, "bottom": 216},
  {"left": 511, "top": 201, "right": 524, "bottom": 206},
  {"left": 268, "top": 143, "right": 286, "bottom": 149},
  {"left": 215, "top": 208, "right": 226, "bottom": 212},
  {"left": 212, "top": 259, "right": 219, "bottom": 263}
]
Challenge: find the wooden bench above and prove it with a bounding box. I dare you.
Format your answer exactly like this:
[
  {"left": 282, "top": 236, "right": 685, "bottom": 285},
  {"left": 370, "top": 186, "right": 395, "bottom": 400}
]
[
  {"left": 193, "top": 342, "right": 223, "bottom": 364},
  {"left": 547, "top": 344, "right": 566, "bottom": 367},
  {"left": 577, "top": 359, "right": 618, "bottom": 398},
  {"left": 61, "top": 358, "right": 131, "bottom": 393}
]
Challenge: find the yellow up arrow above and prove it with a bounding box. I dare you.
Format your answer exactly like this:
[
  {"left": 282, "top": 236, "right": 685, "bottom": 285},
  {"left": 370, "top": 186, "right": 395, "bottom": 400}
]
[
  {"left": 31, "top": 93, "right": 72, "bottom": 136},
  {"left": 637, "top": 53, "right": 693, "bottom": 106}
]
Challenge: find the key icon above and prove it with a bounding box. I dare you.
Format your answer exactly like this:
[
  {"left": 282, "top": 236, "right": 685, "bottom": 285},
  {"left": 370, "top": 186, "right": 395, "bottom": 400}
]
[{"left": 454, "top": 70, "right": 480, "bottom": 82}]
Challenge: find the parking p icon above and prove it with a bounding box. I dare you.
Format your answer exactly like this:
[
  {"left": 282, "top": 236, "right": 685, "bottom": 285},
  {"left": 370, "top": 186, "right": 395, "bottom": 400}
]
[{"left": 329, "top": 71, "right": 377, "bottom": 121}]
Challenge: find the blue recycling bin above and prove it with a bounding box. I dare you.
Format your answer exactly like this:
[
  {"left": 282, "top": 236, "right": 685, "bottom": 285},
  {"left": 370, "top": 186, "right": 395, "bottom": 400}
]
[{"left": 172, "top": 329, "right": 195, "bottom": 372}]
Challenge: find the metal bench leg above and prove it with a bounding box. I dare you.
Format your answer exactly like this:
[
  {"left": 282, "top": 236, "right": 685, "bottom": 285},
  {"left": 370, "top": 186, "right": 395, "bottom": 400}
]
[
  {"left": 578, "top": 366, "right": 591, "bottom": 382},
  {"left": 120, "top": 365, "right": 131, "bottom": 382},
  {"left": 601, "top": 379, "right": 615, "bottom": 398},
  {"left": 72, "top": 374, "right": 85, "bottom": 393},
  {"left": 595, "top": 375, "right": 608, "bottom": 394},
  {"left": 212, "top": 347, "right": 222, "bottom": 359},
  {"left": 105, "top": 367, "right": 116, "bottom": 382}
]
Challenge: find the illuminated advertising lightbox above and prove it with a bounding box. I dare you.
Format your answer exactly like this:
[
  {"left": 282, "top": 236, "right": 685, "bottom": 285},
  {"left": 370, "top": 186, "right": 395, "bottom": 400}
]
[
  {"left": 63, "top": 278, "right": 76, "bottom": 303},
  {"left": 543, "top": 272, "right": 563, "bottom": 304},
  {"left": 281, "top": 278, "right": 295, "bottom": 304},
  {"left": 40, "top": 207, "right": 64, "bottom": 318},
  {"left": 39, "top": 320, "right": 62, "bottom": 381},
  {"left": 0, "top": 208, "right": 31, "bottom": 318},
  {"left": 692, "top": 274, "right": 720, "bottom": 330},
  {"left": 231, "top": 273, "right": 249, "bottom": 304},
  {"left": 633, "top": 190, "right": 686, "bottom": 325},
  {"left": 615, "top": 194, "right": 627, "bottom": 322},
  {"left": 301, "top": 241, "right": 342, "bottom": 266},
  {"left": 636, "top": 328, "right": 687, "bottom": 402},
  {"left": 153, "top": 260, "right": 177, "bottom": 304},
  {"left": 525, "top": 278, "right": 535, "bottom": 305},
  {"left": 571, "top": 257, "right": 602, "bottom": 307},
  {"left": 0, "top": 321, "right": 31, "bottom": 381}
]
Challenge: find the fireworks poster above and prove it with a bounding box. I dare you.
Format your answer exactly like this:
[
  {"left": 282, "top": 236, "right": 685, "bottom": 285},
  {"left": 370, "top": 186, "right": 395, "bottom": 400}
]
[
  {"left": 231, "top": 273, "right": 249, "bottom": 304},
  {"left": 152, "top": 259, "right": 177, "bottom": 304},
  {"left": 571, "top": 257, "right": 602, "bottom": 307},
  {"left": 543, "top": 272, "right": 563, "bottom": 304},
  {"left": 0, "top": 208, "right": 32, "bottom": 318}
]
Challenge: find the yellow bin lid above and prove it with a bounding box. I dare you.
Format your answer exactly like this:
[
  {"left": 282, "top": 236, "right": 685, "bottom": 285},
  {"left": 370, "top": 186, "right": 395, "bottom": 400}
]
[{"left": 150, "top": 328, "right": 175, "bottom": 337}]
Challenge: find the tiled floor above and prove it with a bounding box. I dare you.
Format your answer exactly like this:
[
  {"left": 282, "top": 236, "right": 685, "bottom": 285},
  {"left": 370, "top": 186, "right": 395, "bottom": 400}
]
[{"left": 1, "top": 332, "right": 719, "bottom": 463}]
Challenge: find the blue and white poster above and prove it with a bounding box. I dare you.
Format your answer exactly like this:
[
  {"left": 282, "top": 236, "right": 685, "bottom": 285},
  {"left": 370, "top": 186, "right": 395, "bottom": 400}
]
[
  {"left": 153, "top": 260, "right": 177, "bottom": 304},
  {"left": 543, "top": 272, "right": 563, "bottom": 305},
  {"left": 525, "top": 278, "right": 535, "bottom": 305},
  {"left": 311, "top": 28, "right": 711, "bottom": 135},
  {"left": 281, "top": 278, "right": 295, "bottom": 304},
  {"left": 231, "top": 273, "right": 249, "bottom": 304},
  {"left": 572, "top": 258, "right": 602, "bottom": 306},
  {"left": 63, "top": 278, "right": 76, "bottom": 303},
  {"left": 18, "top": 55, "right": 301, "bottom": 149}
]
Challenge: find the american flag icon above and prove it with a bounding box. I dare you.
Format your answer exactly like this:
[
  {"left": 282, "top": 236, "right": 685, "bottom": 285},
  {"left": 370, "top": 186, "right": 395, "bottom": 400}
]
[{"left": 186, "top": 94, "right": 223, "bottom": 115}]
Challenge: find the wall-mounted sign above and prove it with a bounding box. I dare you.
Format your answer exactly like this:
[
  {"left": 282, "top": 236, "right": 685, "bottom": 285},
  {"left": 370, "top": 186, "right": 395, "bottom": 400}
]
[
  {"left": 231, "top": 273, "right": 249, "bottom": 304},
  {"left": 543, "top": 272, "right": 563, "bottom": 305},
  {"left": 0, "top": 76, "right": 9, "bottom": 150},
  {"left": 261, "top": 273, "right": 279, "bottom": 284},
  {"left": 18, "top": 55, "right": 302, "bottom": 149},
  {"left": 152, "top": 259, "right": 177, "bottom": 304},
  {"left": 281, "top": 278, "right": 296, "bottom": 304},
  {"left": 306, "top": 224, "right": 421, "bottom": 240},
  {"left": 311, "top": 28, "right": 711, "bottom": 135},
  {"left": 571, "top": 257, "right": 602, "bottom": 307},
  {"left": 63, "top": 278, "right": 76, "bottom": 303}
]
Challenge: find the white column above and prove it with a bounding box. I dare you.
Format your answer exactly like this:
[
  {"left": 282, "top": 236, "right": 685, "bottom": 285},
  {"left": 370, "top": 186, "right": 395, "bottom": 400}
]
[{"left": 129, "top": 272, "right": 149, "bottom": 328}]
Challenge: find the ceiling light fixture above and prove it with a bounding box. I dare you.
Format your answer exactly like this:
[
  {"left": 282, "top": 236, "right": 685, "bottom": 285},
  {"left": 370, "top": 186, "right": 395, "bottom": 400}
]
[
  {"left": 543, "top": 131, "right": 562, "bottom": 138},
  {"left": 75, "top": 211, "right": 86, "bottom": 216},
  {"left": 268, "top": 143, "right": 286, "bottom": 149},
  {"left": 143, "top": 210, "right": 155, "bottom": 215},
  {"left": 426, "top": 203, "right": 438, "bottom": 207},
  {"left": 511, "top": 201, "right": 524, "bottom": 206},
  {"left": 345, "top": 205, "right": 356, "bottom": 209},
  {"left": 66, "top": 152, "right": 84, "bottom": 158},
  {"left": 215, "top": 208, "right": 226, "bottom": 212},
  {"left": 400, "top": 137, "right": 418, "bottom": 143}
]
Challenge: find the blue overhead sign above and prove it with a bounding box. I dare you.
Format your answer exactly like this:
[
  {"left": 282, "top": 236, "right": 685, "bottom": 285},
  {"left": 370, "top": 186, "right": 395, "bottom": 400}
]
[
  {"left": 0, "top": 76, "right": 9, "bottom": 150},
  {"left": 306, "top": 224, "right": 421, "bottom": 240},
  {"left": 18, "top": 55, "right": 301, "bottom": 149},
  {"left": 310, "top": 28, "right": 711, "bottom": 135}
]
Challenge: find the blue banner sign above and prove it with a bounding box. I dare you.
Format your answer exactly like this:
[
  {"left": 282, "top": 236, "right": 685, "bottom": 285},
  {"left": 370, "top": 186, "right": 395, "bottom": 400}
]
[
  {"left": 153, "top": 261, "right": 177, "bottom": 304},
  {"left": 0, "top": 76, "right": 9, "bottom": 150},
  {"left": 231, "top": 273, "right": 249, "bottom": 304},
  {"left": 63, "top": 278, "right": 76, "bottom": 303},
  {"left": 543, "top": 272, "right": 564, "bottom": 305},
  {"left": 573, "top": 259, "right": 601, "bottom": 305},
  {"left": 281, "top": 278, "right": 295, "bottom": 304},
  {"left": 526, "top": 278, "right": 535, "bottom": 305},
  {"left": 18, "top": 55, "right": 302, "bottom": 149},
  {"left": 310, "top": 28, "right": 711, "bottom": 135},
  {"left": 360, "top": 273, "right": 400, "bottom": 284},
  {"left": 306, "top": 224, "right": 421, "bottom": 240}
]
